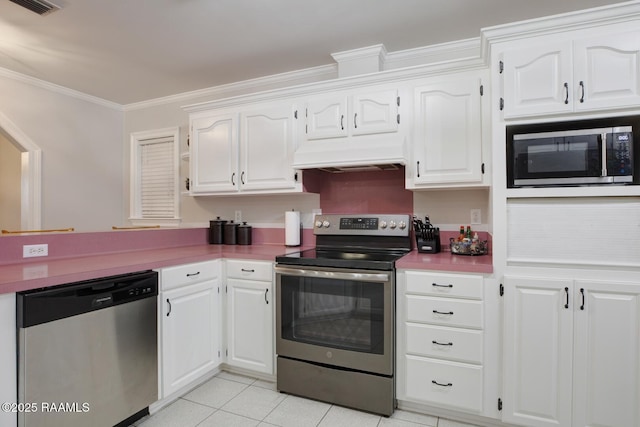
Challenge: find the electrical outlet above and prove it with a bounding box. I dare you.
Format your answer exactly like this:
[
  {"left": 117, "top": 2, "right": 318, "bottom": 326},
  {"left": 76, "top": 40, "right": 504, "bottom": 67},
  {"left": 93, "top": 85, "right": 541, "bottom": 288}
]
[
  {"left": 470, "top": 209, "right": 482, "bottom": 225},
  {"left": 234, "top": 210, "right": 242, "bottom": 222},
  {"left": 23, "top": 244, "right": 48, "bottom": 258}
]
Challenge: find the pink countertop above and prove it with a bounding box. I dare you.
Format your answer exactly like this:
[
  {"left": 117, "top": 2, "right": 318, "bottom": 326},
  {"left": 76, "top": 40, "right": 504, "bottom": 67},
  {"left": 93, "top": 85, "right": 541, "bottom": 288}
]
[
  {"left": 0, "top": 244, "right": 493, "bottom": 294},
  {"left": 396, "top": 250, "right": 493, "bottom": 274},
  {"left": 0, "top": 244, "right": 303, "bottom": 294}
]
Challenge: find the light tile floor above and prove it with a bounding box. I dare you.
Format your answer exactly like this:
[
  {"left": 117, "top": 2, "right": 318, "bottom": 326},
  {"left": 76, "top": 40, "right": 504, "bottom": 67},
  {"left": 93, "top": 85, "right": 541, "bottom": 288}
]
[{"left": 133, "top": 372, "right": 481, "bottom": 427}]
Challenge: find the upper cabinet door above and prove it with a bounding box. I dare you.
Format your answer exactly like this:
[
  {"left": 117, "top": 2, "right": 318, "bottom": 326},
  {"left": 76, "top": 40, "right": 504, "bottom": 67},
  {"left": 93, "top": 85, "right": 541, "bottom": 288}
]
[
  {"left": 502, "top": 42, "right": 573, "bottom": 118},
  {"left": 413, "top": 74, "right": 483, "bottom": 185},
  {"left": 573, "top": 31, "right": 640, "bottom": 112},
  {"left": 351, "top": 89, "right": 399, "bottom": 136},
  {"left": 305, "top": 96, "right": 348, "bottom": 140},
  {"left": 190, "top": 113, "right": 238, "bottom": 193},
  {"left": 239, "top": 103, "right": 298, "bottom": 191}
]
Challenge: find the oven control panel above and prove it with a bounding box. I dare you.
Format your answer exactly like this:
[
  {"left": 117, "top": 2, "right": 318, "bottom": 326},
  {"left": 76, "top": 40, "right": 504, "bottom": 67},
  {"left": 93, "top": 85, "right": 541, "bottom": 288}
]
[{"left": 313, "top": 214, "right": 410, "bottom": 236}]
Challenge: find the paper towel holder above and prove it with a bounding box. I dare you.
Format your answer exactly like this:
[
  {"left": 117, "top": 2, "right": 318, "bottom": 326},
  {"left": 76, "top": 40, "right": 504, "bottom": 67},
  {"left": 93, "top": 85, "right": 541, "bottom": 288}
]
[{"left": 285, "top": 209, "right": 301, "bottom": 247}]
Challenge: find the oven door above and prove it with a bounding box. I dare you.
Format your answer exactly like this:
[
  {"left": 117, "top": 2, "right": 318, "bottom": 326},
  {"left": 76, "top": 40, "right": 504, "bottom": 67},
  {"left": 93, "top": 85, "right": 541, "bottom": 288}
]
[{"left": 275, "top": 265, "right": 393, "bottom": 376}]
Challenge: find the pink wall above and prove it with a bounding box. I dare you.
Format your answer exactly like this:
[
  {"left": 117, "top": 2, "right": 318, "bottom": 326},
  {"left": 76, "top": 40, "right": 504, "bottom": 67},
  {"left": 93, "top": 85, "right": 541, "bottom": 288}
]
[{"left": 304, "top": 167, "right": 412, "bottom": 214}]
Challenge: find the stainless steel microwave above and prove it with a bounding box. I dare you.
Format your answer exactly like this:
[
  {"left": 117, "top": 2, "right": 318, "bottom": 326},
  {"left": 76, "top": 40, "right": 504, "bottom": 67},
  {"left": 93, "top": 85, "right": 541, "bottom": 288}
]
[{"left": 507, "top": 122, "right": 636, "bottom": 188}]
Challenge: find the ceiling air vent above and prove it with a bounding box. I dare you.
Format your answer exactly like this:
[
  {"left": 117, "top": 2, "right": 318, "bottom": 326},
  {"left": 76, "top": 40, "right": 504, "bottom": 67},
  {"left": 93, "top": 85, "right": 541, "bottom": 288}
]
[{"left": 9, "top": 0, "right": 61, "bottom": 15}]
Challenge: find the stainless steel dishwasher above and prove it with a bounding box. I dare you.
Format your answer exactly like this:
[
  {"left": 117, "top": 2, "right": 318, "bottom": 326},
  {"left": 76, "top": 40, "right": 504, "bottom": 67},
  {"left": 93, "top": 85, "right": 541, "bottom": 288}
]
[{"left": 17, "top": 270, "right": 158, "bottom": 427}]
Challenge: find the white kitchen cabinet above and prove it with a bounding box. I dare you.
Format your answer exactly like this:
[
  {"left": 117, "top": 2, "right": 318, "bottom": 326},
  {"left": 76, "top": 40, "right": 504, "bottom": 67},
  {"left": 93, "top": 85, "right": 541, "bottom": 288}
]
[
  {"left": 189, "top": 101, "right": 301, "bottom": 195},
  {"left": 0, "top": 293, "right": 16, "bottom": 427},
  {"left": 225, "top": 259, "right": 274, "bottom": 375},
  {"left": 397, "top": 270, "right": 486, "bottom": 414},
  {"left": 410, "top": 71, "right": 485, "bottom": 187},
  {"left": 501, "top": 29, "right": 640, "bottom": 118},
  {"left": 158, "top": 261, "right": 221, "bottom": 398},
  {"left": 502, "top": 275, "right": 640, "bottom": 427},
  {"left": 190, "top": 113, "right": 237, "bottom": 193},
  {"left": 304, "top": 88, "right": 399, "bottom": 140}
]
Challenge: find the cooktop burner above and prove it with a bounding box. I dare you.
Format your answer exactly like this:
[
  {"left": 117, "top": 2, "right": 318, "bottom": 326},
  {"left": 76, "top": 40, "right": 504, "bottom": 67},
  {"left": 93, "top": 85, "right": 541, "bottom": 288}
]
[{"left": 276, "top": 214, "right": 412, "bottom": 271}]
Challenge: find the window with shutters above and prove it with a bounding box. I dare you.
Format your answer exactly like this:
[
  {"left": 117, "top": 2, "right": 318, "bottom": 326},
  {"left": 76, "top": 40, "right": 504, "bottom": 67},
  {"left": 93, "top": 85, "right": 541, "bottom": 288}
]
[{"left": 129, "top": 127, "right": 180, "bottom": 226}]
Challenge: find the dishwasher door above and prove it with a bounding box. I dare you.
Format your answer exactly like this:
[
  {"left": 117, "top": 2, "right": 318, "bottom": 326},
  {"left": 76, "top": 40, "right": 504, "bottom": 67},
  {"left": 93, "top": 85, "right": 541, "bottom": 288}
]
[{"left": 17, "top": 271, "right": 158, "bottom": 427}]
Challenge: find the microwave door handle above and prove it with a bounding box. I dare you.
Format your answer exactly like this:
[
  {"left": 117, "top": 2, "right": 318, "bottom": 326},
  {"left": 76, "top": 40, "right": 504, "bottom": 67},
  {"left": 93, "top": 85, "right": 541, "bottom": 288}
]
[
  {"left": 600, "top": 132, "right": 605, "bottom": 176},
  {"left": 274, "top": 266, "right": 390, "bottom": 283}
]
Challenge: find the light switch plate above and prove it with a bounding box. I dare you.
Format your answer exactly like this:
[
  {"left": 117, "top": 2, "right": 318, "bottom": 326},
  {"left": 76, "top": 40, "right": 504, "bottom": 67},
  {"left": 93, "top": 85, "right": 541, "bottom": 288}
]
[{"left": 470, "top": 209, "right": 482, "bottom": 225}]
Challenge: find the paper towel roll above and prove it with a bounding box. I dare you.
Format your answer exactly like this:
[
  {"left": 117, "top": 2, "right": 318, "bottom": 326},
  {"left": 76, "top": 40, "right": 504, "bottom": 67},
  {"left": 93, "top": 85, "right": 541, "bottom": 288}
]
[{"left": 285, "top": 210, "right": 301, "bottom": 246}]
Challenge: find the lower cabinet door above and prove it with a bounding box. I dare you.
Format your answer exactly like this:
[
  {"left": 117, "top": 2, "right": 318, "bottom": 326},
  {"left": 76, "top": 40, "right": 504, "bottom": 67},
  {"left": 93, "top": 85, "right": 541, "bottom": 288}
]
[
  {"left": 405, "top": 355, "right": 483, "bottom": 413},
  {"left": 161, "top": 279, "right": 220, "bottom": 397},
  {"left": 226, "top": 278, "right": 273, "bottom": 374}
]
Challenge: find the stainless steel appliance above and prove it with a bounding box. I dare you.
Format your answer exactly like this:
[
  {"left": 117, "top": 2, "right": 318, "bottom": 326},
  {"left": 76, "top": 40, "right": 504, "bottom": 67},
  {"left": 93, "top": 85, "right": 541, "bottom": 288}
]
[
  {"left": 17, "top": 271, "right": 158, "bottom": 427},
  {"left": 507, "top": 117, "right": 638, "bottom": 187},
  {"left": 275, "top": 214, "right": 411, "bottom": 416}
]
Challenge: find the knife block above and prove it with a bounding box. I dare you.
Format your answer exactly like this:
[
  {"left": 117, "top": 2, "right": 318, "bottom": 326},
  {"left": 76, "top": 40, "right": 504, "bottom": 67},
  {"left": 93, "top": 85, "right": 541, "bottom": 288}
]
[{"left": 416, "top": 231, "right": 441, "bottom": 254}]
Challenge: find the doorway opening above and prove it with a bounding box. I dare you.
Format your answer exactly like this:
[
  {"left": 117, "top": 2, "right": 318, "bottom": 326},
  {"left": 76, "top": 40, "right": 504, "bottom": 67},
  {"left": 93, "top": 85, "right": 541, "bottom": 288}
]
[{"left": 0, "top": 112, "right": 41, "bottom": 232}]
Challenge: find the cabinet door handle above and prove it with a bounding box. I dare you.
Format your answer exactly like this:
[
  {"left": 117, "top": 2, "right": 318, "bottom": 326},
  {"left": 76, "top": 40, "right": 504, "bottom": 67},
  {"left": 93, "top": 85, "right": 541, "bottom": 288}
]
[
  {"left": 432, "top": 340, "right": 453, "bottom": 346},
  {"left": 241, "top": 268, "right": 255, "bottom": 273},
  {"left": 340, "top": 115, "right": 344, "bottom": 130},
  {"left": 416, "top": 161, "right": 420, "bottom": 178},
  {"left": 231, "top": 172, "right": 236, "bottom": 186},
  {"left": 433, "top": 310, "right": 454, "bottom": 315},
  {"left": 431, "top": 380, "right": 453, "bottom": 387},
  {"left": 432, "top": 282, "right": 453, "bottom": 288},
  {"left": 564, "top": 287, "right": 569, "bottom": 309},
  {"left": 166, "top": 298, "right": 172, "bottom": 317},
  {"left": 241, "top": 171, "right": 245, "bottom": 185},
  {"left": 186, "top": 271, "right": 200, "bottom": 277},
  {"left": 354, "top": 113, "right": 358, "bottom": 129},
  {"left": 579, "top": 81, "right": 585, "bottom": 103},
  {"left": 265, "top": 288, "right": 269, "bottom": 304},
  {"left": 563, "top": 82, "right": 569, "bottom": 104},
  {"left": 580, "top": 288, "right": 585, "bottom": 310}
]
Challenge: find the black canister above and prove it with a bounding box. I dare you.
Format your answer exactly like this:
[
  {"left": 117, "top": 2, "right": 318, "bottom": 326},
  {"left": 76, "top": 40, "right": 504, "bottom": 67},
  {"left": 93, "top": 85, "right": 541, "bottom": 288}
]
[
  {"left": 209, "top": 217, "right": 227, "bottom": 244},
  {"left": 237, "top": 222, "right": 252, "bottom": 245},
  {"left": 224, "top": 221, "right": 238, "bottom": 245}
]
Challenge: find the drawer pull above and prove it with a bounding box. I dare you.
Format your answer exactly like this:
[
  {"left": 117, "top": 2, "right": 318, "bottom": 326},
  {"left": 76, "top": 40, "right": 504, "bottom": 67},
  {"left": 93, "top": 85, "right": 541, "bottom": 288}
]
[
  {"left": 432, "top": 340, "right": 453, "bottom": 346},
  {"left": 166, "top": 298, "right": 172, "bottom": 317},
  {"left": 432, "top": 283, "right": 453, "bottom": 288},
  {"left": 433, "top": 310, "right": 454, "bottom": 315},
  {"left": 432, "top": 380, "right": 453, "bottom": 387},
  {"left": 186, "top": 271, "right": 200, "bottom": 277},
  {"left": 241, "top": 268, "right": 255, "bottom": 273}
]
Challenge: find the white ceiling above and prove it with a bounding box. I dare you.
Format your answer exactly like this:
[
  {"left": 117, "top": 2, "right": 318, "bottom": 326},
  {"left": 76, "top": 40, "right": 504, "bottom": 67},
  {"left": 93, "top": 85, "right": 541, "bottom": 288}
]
[{"left": 0, "top": 0, "right": 630, "bottom": 105}]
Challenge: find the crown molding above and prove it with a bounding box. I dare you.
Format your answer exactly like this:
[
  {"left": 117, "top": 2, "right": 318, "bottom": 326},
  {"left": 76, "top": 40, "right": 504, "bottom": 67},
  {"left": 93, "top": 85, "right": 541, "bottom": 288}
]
[
  {"left": 124, "top": 64, "right": 338, "bottom": 112},
  {"left": 0, "top": 66, "right": 123, "bottom": 111},
  {"left": 384, "top": 38, "right": 481, "bottom": 70}
]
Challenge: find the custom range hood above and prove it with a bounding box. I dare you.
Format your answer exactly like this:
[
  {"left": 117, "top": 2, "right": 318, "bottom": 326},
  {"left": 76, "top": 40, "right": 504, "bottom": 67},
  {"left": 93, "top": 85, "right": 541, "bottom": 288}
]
[{"left": 292, "top": 133, "right": 407, "bottom": 172}]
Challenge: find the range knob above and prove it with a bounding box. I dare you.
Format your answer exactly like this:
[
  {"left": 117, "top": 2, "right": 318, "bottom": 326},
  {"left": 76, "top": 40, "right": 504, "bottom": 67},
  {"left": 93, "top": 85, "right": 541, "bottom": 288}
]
[
  {"left": 315, "top": 220, "right": 323, "bottom": 228},
  {"left": 389, "top": 221, "right": 397, "bottom": 229},
  {"left": 322, "top": 220, "right": 331, "bottom": 228},
  {"left": 399, "top": 221, "right": 407, "bottom": 230},
  {"left": 379, "top": 221, "right": 387, "bottom": 229}
]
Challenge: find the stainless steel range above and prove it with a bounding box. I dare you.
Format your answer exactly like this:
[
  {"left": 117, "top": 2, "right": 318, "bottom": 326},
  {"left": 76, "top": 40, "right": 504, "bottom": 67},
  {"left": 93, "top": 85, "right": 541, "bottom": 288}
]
[{"left": 275, "top": 214, "right": 411, "bottom": 416}]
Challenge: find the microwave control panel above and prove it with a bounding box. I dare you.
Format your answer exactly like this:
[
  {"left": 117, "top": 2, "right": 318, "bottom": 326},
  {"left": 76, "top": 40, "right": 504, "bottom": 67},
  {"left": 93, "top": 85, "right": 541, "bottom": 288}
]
[{"left": 606, "top": 131, "right": 633, "bottom": 176}]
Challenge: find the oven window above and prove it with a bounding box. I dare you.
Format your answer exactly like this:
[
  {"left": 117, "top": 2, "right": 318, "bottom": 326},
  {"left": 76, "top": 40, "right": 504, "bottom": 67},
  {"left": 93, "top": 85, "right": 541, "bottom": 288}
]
[{"left": 280, "top": 275, "right": 385, "bottom": 354}]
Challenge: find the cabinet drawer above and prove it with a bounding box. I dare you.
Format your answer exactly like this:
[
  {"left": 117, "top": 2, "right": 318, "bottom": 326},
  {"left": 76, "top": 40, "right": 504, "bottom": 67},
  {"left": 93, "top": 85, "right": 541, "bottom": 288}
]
[
  {"left": 406, "top": 323, "right": 483, "bottom": 365},
  {"left": 159, "top": 260, "right": 219, "bottom": 291},
  {"left": 405, "top": 355, "right": 482, "bottom": 413},
  {"left": 406, "top": 295, "right": 483, "bottom": 329},
  {"left": 405, "top": 271, "right": 483, "bottom": 300},
  {"left": 226, "top": 259, "right": 273, "bottom": 281}
]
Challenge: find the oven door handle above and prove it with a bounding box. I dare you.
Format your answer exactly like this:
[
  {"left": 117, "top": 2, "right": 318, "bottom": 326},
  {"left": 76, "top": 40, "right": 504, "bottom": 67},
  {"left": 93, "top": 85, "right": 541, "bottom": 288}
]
[{"left": 274, "top": 266, "right": 390, "bottom": 283}]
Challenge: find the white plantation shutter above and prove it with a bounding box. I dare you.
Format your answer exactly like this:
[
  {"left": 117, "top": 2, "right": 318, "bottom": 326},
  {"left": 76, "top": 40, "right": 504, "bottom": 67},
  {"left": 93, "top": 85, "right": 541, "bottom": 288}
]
[
  {"left": 130, "top": 128, "right": 180, "bottom": 224},
  {"left": 140, "top": 137, "right": 175, "bottom": 218}
]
